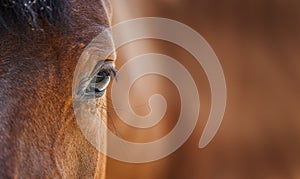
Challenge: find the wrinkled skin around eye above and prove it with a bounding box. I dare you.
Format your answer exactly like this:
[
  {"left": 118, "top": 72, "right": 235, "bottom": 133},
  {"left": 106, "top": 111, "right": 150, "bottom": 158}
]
[{"left": 71, "top": 28, "right": 116, "bottom": 163}]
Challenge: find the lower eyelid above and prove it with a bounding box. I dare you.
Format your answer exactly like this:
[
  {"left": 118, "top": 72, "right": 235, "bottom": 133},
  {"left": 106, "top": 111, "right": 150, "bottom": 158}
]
[{"left": 84, "top": 90, "right": 105, "bottom": 98}]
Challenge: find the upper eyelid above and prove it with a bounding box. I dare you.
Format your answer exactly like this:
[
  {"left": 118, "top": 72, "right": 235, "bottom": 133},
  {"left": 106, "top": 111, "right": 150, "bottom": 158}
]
[
  {"left": 100, "top": 60, "right": 117, "bottom": 78},
  {"left": 89, "top": 59, "right": 116, "bottom": 79}
]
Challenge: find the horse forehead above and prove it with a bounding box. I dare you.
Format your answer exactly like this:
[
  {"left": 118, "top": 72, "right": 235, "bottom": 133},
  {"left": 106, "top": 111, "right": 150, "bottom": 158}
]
[
  {"left": 69, "top": 0, "right": 112, "bottom": 28},
  {"left": 0, "top": 0, "right": 112, "bottom": 35},
  {"left": 62, "top": 0, "right": 115, "bottom": 52}
]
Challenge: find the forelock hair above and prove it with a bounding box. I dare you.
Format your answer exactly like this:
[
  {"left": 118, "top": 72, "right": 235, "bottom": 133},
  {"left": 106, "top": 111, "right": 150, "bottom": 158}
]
[{"left": 0, "top": 0, "right": 69, "bottom": 31}]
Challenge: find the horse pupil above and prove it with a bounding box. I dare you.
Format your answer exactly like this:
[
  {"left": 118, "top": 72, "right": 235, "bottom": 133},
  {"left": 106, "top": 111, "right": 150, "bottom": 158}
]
[
  {"left": 96, "top": 76, "right": 105, "bottom": 83},
  {"left": 95, "top": 71, "right": 108, "bottom": 83}
]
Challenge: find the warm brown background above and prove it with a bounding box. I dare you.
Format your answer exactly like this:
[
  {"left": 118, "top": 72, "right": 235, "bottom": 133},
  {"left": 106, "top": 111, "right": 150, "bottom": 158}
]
[{"left": 106, "top": 1, "right": 300, "bottom": 178}]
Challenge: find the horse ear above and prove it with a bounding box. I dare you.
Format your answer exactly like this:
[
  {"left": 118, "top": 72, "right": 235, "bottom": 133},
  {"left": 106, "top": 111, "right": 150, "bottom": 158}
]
[{"left": 101, "top": 0, "right": 113, "bottom": 24}]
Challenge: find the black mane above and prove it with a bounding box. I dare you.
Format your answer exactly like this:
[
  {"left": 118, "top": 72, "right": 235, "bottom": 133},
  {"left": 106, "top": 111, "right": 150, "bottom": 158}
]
[{"left": 0, "top": 0, "right": 69, "bottom": 30}]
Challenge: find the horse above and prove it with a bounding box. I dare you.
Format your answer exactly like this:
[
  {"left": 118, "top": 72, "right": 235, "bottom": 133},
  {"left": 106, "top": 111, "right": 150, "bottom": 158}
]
[{"left": 0, "top": 0, "right": 115, "bottom": 178}]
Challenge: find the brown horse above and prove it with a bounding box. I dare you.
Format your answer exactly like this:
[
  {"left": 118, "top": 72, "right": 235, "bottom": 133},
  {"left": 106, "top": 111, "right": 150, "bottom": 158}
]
[{"left": 0, "top": 0, "right": 115, "bottom": 178}]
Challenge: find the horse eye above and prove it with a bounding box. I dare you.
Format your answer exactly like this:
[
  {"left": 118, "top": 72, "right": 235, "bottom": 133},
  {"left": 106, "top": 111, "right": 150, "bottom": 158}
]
[{"left": 85, "top": 70, "right": 111, "bottom": 98}]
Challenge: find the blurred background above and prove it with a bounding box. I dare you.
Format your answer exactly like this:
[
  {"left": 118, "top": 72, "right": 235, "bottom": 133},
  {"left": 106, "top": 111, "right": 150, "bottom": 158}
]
[{"left": 106, "top": 0, "right": 300, "bottom": 178}]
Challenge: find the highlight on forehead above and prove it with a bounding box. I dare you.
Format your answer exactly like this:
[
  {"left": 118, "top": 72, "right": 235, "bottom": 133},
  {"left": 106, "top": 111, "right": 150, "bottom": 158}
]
[{"left": 0, "top": 0, "right": 69, "bottom": 30}]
